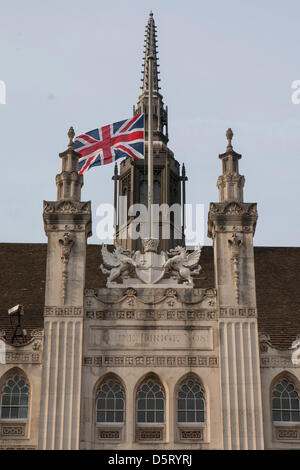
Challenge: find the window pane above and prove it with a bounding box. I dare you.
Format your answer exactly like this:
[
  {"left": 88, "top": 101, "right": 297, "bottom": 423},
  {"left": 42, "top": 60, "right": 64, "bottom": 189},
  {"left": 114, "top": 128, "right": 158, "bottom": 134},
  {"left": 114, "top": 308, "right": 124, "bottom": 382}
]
[
  {"left": 187, "top": 398, "right": 195, "bottom": 410},
  {"left": 116, "top": 399, "right": 123, "bottom": 410},
  {"left": 282, "top": 398, "right": 290, "bottom": 409},
  {"left": 147, "top": 411, "right": 154, "bottom": 422},
  {"left": 97, "top": 411, "right": 105, "bottom": 422},
  {"left": 107, "top": 399, "right": 114, "bottom": 409},
  {"left": 178, "top": 399, "right": 185, "bottom": 410},
  {"left": 196, "top": 411, "right": 205, "bottom": 423},
  {"left": 19, "top": 407, "right": 28, "bottom": 419},
  {"left": 115, "top": 411, "right": 123, "bottom": 422},
  {"left": 291, "top": 399, "right": 300, "bottom": 409},
  {"left": 11, "top": 407, "right": 18, "bottom": 419},
  {"left": 137, "top": 411, "right": 145, "bottom": 423},
  {"left": 11, "top": 395, "right": 19, "bottom": 406},
  {"left": 97, "top": 398, "right": 105, "bottom": 409},
  {"left": 1, "top": 407, "right": 9, "bottom": 419},
  {"left": 20, "top": 395, "right": 28, "bottom": 406},
  {"left": 178, "top": 411, "right": 185, "bottom": 422},
  {"left": 272, "top": 398, "right": 280, "bottom": 409},
  {"left": 282, "top": 410, "right": 290, "bottom": 421},
  {"left": 138, "top": 399, "right": 145, "bottom": 410},
  {"left": 106, "top": 411, "right": 114, "bottom": 422},
  {"left": 196, "top": 398, "right": 204, "bottom": 410},
  {"left": 2, "top": 395, "right": 10, "bottom": 406},
  {"left": 147, "top": 399, "right": 154, "bottom": 410},
  {"left": 156, "top": 411, "right": 164, "bottom": 423},
  {"left": 187, "top": 411, "right": 195, "bottom": 422},
  {"left": 273, "top": 410, "right": 281, "bottom": 421},
  {"left": 156, "top": 399, "right": 164, "bottom": 410}
]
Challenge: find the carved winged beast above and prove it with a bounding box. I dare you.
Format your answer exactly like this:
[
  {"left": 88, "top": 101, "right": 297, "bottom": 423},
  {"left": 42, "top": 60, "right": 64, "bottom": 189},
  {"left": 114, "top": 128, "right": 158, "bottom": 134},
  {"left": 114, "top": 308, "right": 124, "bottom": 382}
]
[
  {"left": 100, "top": 245, "right": 139, "bottom": 283},
  {"left": 164, "top": 246, "right": 202, "bottom": 285}
]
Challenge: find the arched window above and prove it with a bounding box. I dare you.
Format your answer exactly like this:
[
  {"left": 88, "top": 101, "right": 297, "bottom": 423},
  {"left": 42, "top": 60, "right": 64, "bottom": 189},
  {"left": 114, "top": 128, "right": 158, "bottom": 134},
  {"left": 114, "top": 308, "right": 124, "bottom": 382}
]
[
  {"left": 137, "top": 378, "right": 165, "bottom": 423},
  {"left": 0, "top": 374, "right": 29, "bottom": 420},
  {"left": 177, "top": 378, "right": 205, "bottom": 423},
  {"left": 96, "top": 379, "right": 125, "bottom": 424},
  {"left": 272, "top": 378, "right": 300, "bottom": 422}
]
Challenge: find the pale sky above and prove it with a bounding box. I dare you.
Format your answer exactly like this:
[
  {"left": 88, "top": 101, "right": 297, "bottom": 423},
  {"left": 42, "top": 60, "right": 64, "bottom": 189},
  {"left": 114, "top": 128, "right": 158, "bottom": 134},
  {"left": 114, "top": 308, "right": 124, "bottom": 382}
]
[{"left": 1, "top": 0, "right": 300, "bottom": 246}]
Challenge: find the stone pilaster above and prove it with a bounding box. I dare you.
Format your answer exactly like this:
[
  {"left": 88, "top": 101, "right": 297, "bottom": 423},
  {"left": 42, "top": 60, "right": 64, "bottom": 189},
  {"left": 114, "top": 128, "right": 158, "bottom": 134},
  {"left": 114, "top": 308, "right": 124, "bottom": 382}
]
[
  {"left": 208, "top": 129, "right": 264, "bottom": 449},
  {"left": 38, "top": 128, "right": 92, "bottom": 450}
]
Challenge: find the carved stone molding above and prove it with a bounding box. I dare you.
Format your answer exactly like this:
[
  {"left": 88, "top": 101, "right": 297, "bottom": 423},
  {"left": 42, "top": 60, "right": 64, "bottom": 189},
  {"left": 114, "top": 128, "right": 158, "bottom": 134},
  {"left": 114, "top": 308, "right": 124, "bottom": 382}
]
[
  {"left": 209, "top": 202, "right": 257, "bottom": 216},
  {"left": 2, "top": 350, "right": 41, "bottom": 364},
  {"left": 0, "top": 422, "right": 26, "bottom": 438},
  {"left": 59, "top": 232, "right": 74, "bottom": 305},
  {"left": 228, "top": 233, "right": 242, "bottom": 305},
  {"left": 85, "top": 309, "right": 217, "bottom": 321},
  {"left": 179, "top": 428, "right": 204, "bottom": 441},
  {"left": 84, "top": 287, "right": 216, "bottom": 308},
  {"left": 43, "top": 200, "right": 91, "bottom": 215},
  {"left": 260, "top": 356, "right": 300, "bottom": 368},
  {"left": 83, "top": 355, "right": 219, "bottom": 368},
  {"left": 137, "top": 428, "right": 163, "bottom": 441},
  {"left": 97, "top": 428, "right": 121, "bottom": 440},
  {"left": 275, "top": 427, "right": 300, "bottom": 441},
  {"left": 219, "top": 307, "right": 256, "bottom": 318},
  {"left": 44, "top": 306, "right": 83, "bottom": 317}
]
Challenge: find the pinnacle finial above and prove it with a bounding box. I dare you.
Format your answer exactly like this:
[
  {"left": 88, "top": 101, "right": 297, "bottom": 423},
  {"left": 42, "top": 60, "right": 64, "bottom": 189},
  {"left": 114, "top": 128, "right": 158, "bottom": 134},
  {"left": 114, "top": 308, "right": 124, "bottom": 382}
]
[
  {"left": 68, "top": 126, "right": 75, "bottom": 149},
  {"left": 140, "top": 12, "right": 160, "bottom": 93},
  {"left": 226, "top": 128, "right": 233, "bottom": 150}
]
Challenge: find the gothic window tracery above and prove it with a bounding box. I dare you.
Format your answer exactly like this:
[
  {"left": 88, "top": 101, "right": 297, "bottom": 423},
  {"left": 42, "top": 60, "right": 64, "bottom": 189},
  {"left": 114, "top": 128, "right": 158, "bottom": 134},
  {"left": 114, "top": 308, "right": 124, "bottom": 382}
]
[
  {"left": 177, "top": 378, "right": 205, "bottom": 423},
  {"left": 272, "top": 378, "right": 300, "bottom": 422},
  {"left": 137, "top": 378, "right": 165, "bottom": 423},
  {"left": 96, "top": 379, "right": 125, "bottom": 424},
  {"left": 0, "top": 374, "right": 29, "bottom": 420}
]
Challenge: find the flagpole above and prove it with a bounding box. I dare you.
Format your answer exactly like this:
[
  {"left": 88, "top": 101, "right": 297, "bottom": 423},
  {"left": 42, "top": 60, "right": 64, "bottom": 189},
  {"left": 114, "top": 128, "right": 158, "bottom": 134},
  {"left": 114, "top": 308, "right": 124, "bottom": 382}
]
[{"left": 147, "top": 51, "right": 154, "bottom": 239}]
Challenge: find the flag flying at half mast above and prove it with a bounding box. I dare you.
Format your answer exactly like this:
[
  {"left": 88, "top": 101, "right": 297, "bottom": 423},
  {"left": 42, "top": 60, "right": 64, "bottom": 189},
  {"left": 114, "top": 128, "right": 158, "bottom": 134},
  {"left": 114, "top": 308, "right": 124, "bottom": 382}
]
[{"left": 74, "top": 114, "right": 144, "bottom": 175}]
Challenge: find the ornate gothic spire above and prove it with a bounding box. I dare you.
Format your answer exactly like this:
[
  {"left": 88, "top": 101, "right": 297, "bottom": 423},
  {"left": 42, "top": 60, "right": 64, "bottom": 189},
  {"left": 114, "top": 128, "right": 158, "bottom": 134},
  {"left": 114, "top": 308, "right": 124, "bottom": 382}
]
[
  {"left": 141, "top": 12, "right": 160, "bottom": 94},
  {"left": 135, "top": 12, "right": 168, "bottom": 143}
]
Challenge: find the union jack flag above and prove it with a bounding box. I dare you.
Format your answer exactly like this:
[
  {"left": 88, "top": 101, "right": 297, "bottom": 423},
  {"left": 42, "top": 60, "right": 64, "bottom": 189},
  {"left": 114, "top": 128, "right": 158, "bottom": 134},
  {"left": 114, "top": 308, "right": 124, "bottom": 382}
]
[{"left": 74, "top": 114, "right": 144, "bottom": 175}]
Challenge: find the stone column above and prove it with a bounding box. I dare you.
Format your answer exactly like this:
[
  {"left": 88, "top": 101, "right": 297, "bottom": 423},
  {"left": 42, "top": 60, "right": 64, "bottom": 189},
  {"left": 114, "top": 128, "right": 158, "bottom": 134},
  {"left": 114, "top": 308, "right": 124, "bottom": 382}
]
[
  {"left": 208, "top": 129, "right": 264, "bottom": 449},
  {"left": 38, "top": 128, "right": 92, "bottom": 449}
]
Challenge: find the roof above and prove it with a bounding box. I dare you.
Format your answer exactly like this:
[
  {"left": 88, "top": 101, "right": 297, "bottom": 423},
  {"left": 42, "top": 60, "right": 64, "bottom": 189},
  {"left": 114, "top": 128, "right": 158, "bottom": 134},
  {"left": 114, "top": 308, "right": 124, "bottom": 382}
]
[{"left": 0, "top": 243, "right": 299, "bottom": 350}]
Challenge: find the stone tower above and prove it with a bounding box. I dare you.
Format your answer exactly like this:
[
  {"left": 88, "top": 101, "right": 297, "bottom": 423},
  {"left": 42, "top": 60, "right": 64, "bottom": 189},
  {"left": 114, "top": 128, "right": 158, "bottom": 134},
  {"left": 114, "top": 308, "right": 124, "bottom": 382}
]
[
  {"left": 39, "top": 128, "right": 92, "bottom": 449},
  {"left": 208, "top": 129, "right": 264, "bottom": 449},
  {"left": 115, "top": 12, "right": 186, "bottom": 252}
]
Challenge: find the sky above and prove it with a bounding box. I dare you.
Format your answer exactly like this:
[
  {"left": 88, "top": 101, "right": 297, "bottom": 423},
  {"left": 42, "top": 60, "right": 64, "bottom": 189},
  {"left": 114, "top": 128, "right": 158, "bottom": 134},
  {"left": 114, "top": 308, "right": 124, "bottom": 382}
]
[{"left": 0, "top": 0, "right": 300, "bottom": 246}]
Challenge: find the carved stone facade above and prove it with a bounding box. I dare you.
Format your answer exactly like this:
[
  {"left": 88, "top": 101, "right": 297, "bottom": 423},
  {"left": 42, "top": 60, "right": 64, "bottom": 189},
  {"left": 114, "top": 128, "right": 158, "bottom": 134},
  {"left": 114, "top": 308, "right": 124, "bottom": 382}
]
[{"left": 0, "top": 12, "right": 299, "bottom": 452}]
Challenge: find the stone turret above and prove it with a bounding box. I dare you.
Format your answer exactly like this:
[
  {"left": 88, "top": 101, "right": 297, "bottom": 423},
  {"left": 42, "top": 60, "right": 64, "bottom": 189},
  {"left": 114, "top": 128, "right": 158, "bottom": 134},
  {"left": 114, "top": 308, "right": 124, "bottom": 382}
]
[
  {"left": 208, "top": 130, "right": 264, "bottom": 450},
  {"left": 217, "top": 128, "right": 245, "bottom": 203},
  {"left": 55, "top": 127, "right": 83, "bottom": 201},
  {"left": 39, "top": 129, "right": 92, "bottom": 450}
]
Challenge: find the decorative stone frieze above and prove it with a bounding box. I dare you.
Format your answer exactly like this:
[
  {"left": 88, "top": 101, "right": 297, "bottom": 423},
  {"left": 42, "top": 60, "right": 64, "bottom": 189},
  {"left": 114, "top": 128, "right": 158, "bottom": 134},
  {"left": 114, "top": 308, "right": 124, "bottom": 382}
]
[
  {"left": 43, "top": 200, "right": 91, "bottom": 214},
  {"left": 0, "top": 423, "right": 26, "bottom": 438},
  {"left": 275, "top": 427, "right": 300, "bottom": 441},
  {"left": 85, "top": 309, "right": 217, "bottom": 321},
  {"left": 219, "top": 307, "right": 256, "bottom": 318},
  {"left": 44, "top": 306, "right": 83, "bottom": 317},
  {"left": 137, "top": 428, "right": 163, "bottom": 441},
  {"left": 179, "top": 428, "right": 204, "bottom": 440},
  {"left": 83, "top": 355, "right": 219, "bottom": 367}
]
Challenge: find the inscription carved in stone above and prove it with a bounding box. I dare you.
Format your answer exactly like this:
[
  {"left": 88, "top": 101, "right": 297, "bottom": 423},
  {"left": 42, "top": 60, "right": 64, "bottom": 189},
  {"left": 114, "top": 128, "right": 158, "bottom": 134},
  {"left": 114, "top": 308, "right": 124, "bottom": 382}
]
[{"left": 89, "top": 327, "right": 213, "bottom": 350}]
